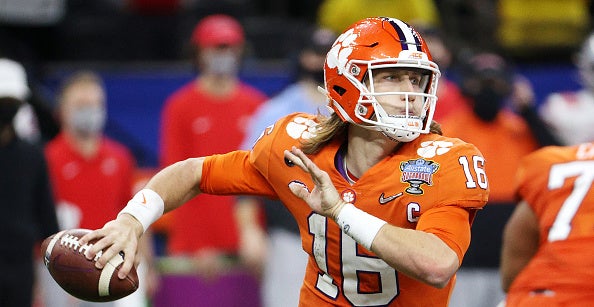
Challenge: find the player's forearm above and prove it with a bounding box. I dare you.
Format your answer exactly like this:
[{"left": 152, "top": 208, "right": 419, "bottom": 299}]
[
  {"left": 500, "top": 201, "right": 540, "bottom": 292},
  {"left": 500, "top": 233, "right": 535, "bottom": 292},
  {"left": 371, "top": 226, "right": 459, "bottom": 288},
  {"left": 500, "top": 238, "right": 534, "bottom": 292},
  {"left": 500, "top": 256, "right": 522, "bottom": 292},
  {"left": 146, "top": 157, "right": 204, "bottom": 213}
]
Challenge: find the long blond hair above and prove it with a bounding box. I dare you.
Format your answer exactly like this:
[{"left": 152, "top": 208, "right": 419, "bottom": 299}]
[{"left": 300, "top": 113, "right": 443, "bottom": 155}]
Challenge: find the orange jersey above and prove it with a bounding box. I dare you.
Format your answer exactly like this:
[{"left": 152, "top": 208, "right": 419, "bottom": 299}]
[
  {"left": 507, "top": 142, "right": 594, "bottom": 306},
  {"left": 200, "top": 113, "right": 489, "bottom": 306}
]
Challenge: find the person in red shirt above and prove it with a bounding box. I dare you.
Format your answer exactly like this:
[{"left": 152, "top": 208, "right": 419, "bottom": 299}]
[
  {"left": 501, "top": 142, "right": 594, "bottom": 306},
  {"left": 159, "top": 14, "right": 266, "bottom": 280},
  {"left": 43, "top": 71, "right": 156, "bottom": 307},
  {"left": 83, "top": 17, "right": 489, "bottom": 306},
  {"left": 45, "top": 71, "right": 134, "bottom": 235}
]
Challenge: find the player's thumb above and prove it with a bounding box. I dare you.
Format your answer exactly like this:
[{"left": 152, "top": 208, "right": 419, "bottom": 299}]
[{"left": 288, "top": 181, "right": 309, "bottom": 200}]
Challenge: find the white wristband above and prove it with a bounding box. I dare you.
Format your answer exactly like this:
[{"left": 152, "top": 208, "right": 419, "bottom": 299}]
[
  {"left": 335, "top": 203, "right": 387, "bottom": 250},
  {"left": 118, "top": 189, "right": 164, "bottom": 233}
]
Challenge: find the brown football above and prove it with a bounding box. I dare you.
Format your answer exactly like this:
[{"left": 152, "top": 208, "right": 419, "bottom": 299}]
[{"left": 40, "top": 228, "right": 139, "bottom": 302}]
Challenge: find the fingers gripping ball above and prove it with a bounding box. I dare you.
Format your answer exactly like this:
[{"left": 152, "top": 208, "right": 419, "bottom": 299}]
[{"left": 41, "top": 229, "right": 139, "bottom": 302}]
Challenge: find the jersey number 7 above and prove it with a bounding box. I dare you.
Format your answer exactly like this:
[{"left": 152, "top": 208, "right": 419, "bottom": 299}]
[{"left": 547, "top": 160, "right": 594, "bottom": 241}]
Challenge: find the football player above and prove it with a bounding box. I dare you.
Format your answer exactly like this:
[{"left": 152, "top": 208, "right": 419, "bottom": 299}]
[
  {"left": 82, "top": 17, "right": 489, "bottom": 306},
  {"left": 500, "top": 142, "right": 594, "bottom": 305}
]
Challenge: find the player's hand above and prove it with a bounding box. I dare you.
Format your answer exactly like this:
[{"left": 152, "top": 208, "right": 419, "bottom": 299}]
[
  {"left": 284, "top": 146, "right": 347, "bottom": 219},
  {"left": 79, "top": 214, "right": 143, "bottom": 279}
]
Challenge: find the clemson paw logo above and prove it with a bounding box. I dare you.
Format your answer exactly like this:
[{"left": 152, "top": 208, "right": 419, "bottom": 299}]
[
  {"left": 327, "top": 29, "right": 357, "bottom": 74},
  {"left": 341, "top": 189, "right": 356, "bottom": 203},
  {"left": 417, "top": 141, "right": 453, "bottom": 158},
  {"left": 286, "top": 116, "right": 318, "bottom": 140}
]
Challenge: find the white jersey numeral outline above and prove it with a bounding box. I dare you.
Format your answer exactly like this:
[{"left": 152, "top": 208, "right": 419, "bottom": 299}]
[
  {"left": 458, "top": 155, "right": 488, "bottom": 189},
  {"left": 308, "top": 213, "right": 398, "bottom": 306},
  {"left": 547, "top": 160, "right": 594, "bottom": 241}
]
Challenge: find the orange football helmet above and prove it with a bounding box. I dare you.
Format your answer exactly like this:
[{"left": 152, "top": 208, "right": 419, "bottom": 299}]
[{"left": 322, "top": 17, "right": 440, "bottom": 142}]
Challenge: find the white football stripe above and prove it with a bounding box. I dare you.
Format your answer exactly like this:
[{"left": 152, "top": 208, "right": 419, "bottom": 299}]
[
  {"left": 98, "top": 255, "right": 124, "bottom": 296},
  {"left": 44, "top": 230, "right": 66, "bottom": 267}
]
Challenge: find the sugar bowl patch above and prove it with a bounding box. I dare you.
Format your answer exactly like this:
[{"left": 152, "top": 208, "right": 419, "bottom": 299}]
[{"left": 400, "top": 159, "right": 439, "bottom": 195}]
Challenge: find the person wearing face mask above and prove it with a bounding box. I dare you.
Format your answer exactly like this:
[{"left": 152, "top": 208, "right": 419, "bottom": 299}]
[
  {"left": 41, "top": 71, "right": 157, "bottom": 307},
  {"left": 0, "top": 59, "right": 59, "bottom": 307},
  {"left": 235, "top": 26, "right": 336, "bottom": 307},
  {"left": 440, "top": 52, "right": 541, "bottom": 203},
  {"left": 440, "top": 52, "right": 551, "bottom": 307},
  {"left": 0, "top": 58, "right": 60, "bottom": 144},
  {"left": 157, "top": 14, "right": 266, "bottom": 306}
]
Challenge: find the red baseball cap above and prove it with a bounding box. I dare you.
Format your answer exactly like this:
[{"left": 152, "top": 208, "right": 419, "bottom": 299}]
[{"left": 191, "top": 14, "right": 245, "bottom": 48}]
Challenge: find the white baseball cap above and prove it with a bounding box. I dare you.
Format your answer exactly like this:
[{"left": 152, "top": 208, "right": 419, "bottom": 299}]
[{"left": 0, "top": 58, "right": 30, "bottom": 100}]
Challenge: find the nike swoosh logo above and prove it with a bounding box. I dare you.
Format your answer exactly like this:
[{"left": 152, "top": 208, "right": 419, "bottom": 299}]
[
  {"left": 141, "top": 193, "right": 147, "bottom": 204},
  {"left": 379, "top": 192, "right": 403, "bottom": 205}
]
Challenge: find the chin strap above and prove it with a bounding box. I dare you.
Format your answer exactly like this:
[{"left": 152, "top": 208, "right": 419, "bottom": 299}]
[{"left": 381, "top": 130, "right": 419, "bottom": 143}]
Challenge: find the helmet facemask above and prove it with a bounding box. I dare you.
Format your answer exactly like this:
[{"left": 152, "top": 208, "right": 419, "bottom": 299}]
[{"left": 339, "top": 58, "right": 439, "bottom": 142}]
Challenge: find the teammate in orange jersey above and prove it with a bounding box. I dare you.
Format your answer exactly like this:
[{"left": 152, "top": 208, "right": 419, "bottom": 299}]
[
  {"left": 500, "top": 142, "right": 594, "bottom": 306},
  {"left": 81, "top": 17, "right": 489, "bottom": 306}
]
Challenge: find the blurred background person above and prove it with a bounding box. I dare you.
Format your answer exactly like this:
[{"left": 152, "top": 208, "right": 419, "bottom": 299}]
[
  {"left": 236, "top": 25, "right": 336, "bottom": 307},
  {"left": 440, "top": 51, "right": 553, "bottom": 203},
  {"left": 0, "top": 58, "right": 59, "bottom": 145},
  {"left": 157, "top": 14, "right": 266, "bottom": 307},
  {"left": 0, "top": 58, "right": 59, "bottom": 307},
  {"left": 40, "top": 71, "right": 157, "bottom": 307},
  {"left": 500, "top": 141, "right": 594, "bottom": 306},
  {"left": 0, "top": 58, "right": 37, "bottom": 142},
  {"left": 0, "top": 0, "right": 65, "bottom": 143},
  {"left": 539, "top": 32, "right": 594, "bottom": 146},
  {"left": 440, "top": 51, "right": 542, "bottom": 307}
]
